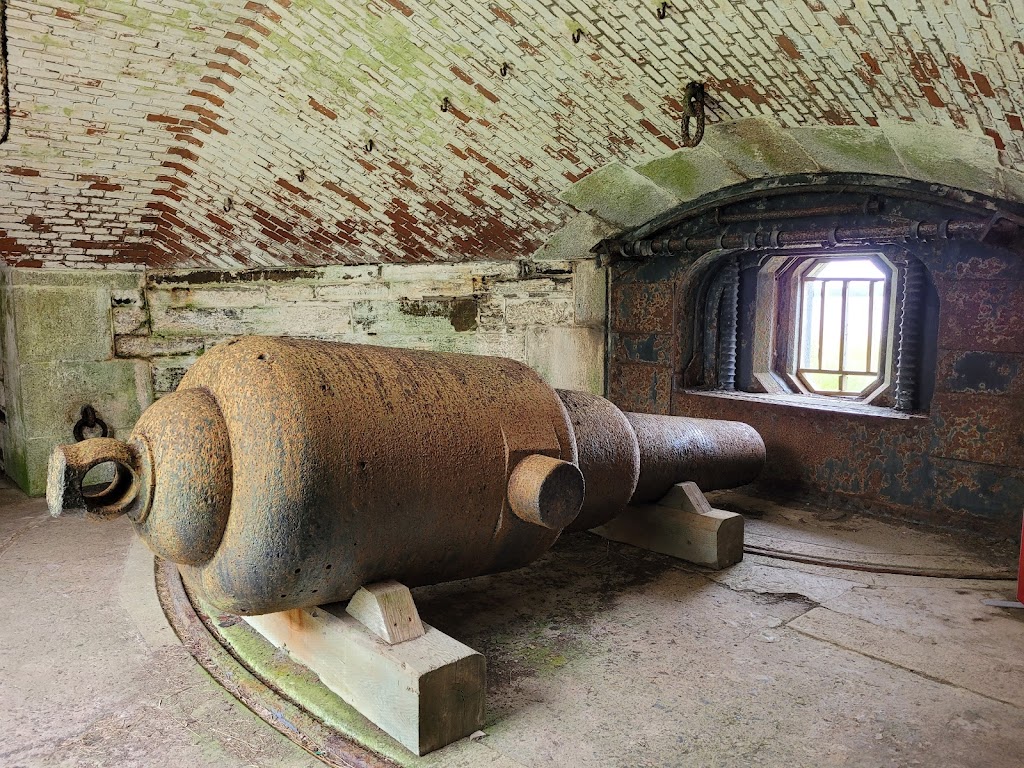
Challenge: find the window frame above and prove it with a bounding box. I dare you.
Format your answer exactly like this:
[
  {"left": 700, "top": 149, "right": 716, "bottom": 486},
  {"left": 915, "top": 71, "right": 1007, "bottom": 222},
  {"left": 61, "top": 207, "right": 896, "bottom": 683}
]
[
  {"left": 749, "top": 250, "right": 902, "bottom": 407},
  {"left": 787, "top": 253, "right": 895, "bottom": 400}
]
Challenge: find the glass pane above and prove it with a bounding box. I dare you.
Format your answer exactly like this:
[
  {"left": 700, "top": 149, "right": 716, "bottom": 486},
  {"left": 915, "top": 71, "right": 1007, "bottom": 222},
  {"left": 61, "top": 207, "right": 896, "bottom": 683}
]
[
  {"left": 842, "top": 374, "right": 878, "bottom": 394},
  {"left": 870, "top": 281, "right": 884, "bottom": 374},
  {"left": 800, "top": 281, "right": 822, "bottom": 369},
  {"left": 803, "top": 372, "right": 841, "bottom": 393},
  {"left": 812, "top": 258, "right": 885, "bottom": 280},
  {"left": 843, "top": 280, "right": 871, "bottom": 372},
  {"left": 820, "top": 280, "right": 843, "bottom": 371}
]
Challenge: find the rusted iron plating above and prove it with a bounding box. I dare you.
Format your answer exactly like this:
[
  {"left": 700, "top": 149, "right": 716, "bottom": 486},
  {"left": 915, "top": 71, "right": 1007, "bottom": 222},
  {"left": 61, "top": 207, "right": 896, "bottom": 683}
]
[{"left": 48, "top": 337, "right": 764, "bottom": 615}]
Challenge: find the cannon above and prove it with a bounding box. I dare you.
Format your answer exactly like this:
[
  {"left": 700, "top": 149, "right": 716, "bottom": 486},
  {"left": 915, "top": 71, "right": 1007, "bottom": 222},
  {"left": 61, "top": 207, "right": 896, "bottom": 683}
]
[{"left": 48, "top": 336, "right": 764, "bottom": 616}]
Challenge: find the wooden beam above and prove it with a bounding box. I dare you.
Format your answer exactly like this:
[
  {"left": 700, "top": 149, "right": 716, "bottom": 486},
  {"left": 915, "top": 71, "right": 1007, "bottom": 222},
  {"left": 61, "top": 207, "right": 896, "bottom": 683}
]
[
  {"left": 593, "top": 481, "right": 744, "bottom": 569},
  {"left": 246, "top": 588, "right": 485, "bottom": 756}
]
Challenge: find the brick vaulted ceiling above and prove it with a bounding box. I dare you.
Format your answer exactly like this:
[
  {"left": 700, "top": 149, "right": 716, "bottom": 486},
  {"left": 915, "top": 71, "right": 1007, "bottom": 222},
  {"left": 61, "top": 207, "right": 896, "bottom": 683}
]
[{"left": 0, "top": 0, "right": 1022, "bottom": 269}]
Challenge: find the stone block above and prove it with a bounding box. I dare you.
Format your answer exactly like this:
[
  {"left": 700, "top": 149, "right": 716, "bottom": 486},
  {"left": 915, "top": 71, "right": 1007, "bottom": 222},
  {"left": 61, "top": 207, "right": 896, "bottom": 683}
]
[
  {"left": 468, "top": 331, "right": 528, "bottom": 361},
  {"left": 10, "top": 285, "right": 113, "bottom": 363},
  {"left": 3, "top": 433, "right": 30, "bottom": 494},
  {"left": 179, "top": 286, "right": 270, "bottom": 309},
  {"left": 559, "top": 163, "right": 680, "bottom": 229},
  {"left": 8, "top": 267, "right": 143, "bottom": 291},
  {"left": 318, "top": 265, "right": 381, "bottom": 283},
  {"left": 526, "top": 326, "right": 604, "bottom": 395},
  {"left": 379, "top": 262, "right": 479, "bottom": 286},
  {"left": 879, "top": 120, "right": 1002, "bottom": 197},
  {"left": 787, "top": 126, "right": 906, "bottom": 177},
  {"left": 634, "top": 146, "right": 746, "bottom": 201},
  {"left": 151, "top": 358, "right": 196, "bottom": 396},
  {"left": 113, "top": 305, "right": 148, "bottom": 336},
  {"left": 504, "top": 295, "right": 574, "bottom": 328},
  {"left": 314, "top": 282, "right": 390, "bottom": 303},
  {"left": 997, "top": 167, "right": 1024, "bottom": 207},
  {"left": 703, "top": 118, "right": 820, "bottom": 178},
  {"left": 573, "top": 260, "right": 607, "bottom": 328},
  {"left": 476, "top": 295, "right": 507, "bottom": 331},
  {"left": 491, "top": 275, "right": 571, "bottom": 297},
  {"left": 18, "top": 359, "right": 152, "bottom": 443},
  {"left": 115, "top": 335, "right": 206, "bottom": 358},
  {"left": 533, "top": 213, "right": 617, "bottom": 261},
  {"left": 13, "top": 358, "right": 152, "bottom": 495},
  {"left": 150, "top": 305, "right": 249, "bottom": 337},
  {"left": 351, "top": 298, "right": 474, "bottom": 337},
  {"left": 238, "top": 304, "right": 353, "bottom": 337}
]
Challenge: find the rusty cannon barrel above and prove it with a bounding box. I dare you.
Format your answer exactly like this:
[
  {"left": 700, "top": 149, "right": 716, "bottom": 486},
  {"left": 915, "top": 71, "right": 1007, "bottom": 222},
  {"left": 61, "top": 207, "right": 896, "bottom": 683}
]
[{"left": 47, "top": 336, "right": 764, "bottom": 615}]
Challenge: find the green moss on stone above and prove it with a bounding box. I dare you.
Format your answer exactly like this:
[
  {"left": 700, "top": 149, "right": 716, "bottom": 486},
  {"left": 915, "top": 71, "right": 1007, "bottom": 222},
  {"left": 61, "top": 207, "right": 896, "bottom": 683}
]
[
  {"left": 704, "top": 118, "right": 819, "bottom": 177},
  {"left": 788, "top": 127, "right": 903, "bottom": 176},
  {"left": 634, "top": 149, "right": 746, "bottom": 202},
  {"left": 560, "top": 163, "right": 678, "bottom": 228},
  {"left": 881, "top": 122, "right": 1001, "bottom": 195}
]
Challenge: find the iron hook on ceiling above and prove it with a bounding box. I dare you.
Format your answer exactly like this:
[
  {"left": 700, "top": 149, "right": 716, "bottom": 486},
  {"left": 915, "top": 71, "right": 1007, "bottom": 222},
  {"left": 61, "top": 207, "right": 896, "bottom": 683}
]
[{"left": 680, "top": 81, "right": 706, "bottom": 148}]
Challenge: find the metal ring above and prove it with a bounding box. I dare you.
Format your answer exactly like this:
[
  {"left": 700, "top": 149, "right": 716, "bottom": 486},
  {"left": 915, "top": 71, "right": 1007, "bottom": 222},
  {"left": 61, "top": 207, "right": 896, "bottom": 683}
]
[
  {"left": 679, "top": 81, "right": 706, "bottom": 148},
  {"left": 74, "top": 405, "right": 108, "bottom": 442}
]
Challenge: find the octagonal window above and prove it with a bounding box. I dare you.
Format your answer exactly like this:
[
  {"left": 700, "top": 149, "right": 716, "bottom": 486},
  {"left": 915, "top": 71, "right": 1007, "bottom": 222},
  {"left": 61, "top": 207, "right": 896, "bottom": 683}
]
[{"left": 796, "top": 256, "right": 891, "bottom": 397}]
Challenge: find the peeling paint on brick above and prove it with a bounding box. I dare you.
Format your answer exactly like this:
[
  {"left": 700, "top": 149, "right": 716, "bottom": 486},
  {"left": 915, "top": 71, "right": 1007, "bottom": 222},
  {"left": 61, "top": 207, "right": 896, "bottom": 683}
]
[{"left": 4, "top": 2, "right": 1024, "bottom": 269}]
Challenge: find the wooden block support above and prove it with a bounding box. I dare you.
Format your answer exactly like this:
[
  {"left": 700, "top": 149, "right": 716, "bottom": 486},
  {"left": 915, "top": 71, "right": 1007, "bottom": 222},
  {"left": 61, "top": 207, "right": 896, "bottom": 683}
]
[
  {"left": 593, "top": 481, "right": 744, "bottom": 569},
  {"left": 245, "top": 585, "right": 485, "bottom": 756},
  {"left": 345, "top": 580, "right": 425, "bottom": 644}
]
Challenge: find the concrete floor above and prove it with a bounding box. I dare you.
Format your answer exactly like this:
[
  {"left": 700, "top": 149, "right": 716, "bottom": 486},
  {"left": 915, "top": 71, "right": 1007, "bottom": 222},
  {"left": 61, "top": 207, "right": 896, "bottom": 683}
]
[{"left": 2, "top": 474, "right": 1023, "bottom": 768}]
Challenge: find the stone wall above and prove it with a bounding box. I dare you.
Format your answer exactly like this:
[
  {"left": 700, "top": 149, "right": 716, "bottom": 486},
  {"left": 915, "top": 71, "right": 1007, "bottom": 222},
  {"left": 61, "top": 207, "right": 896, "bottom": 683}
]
[
  {"left": 0, "top": 256, "right": 607, "bottom": 495},
  {"left": 0, "top": 268, "right": 152, "bottom": 494},
  {"left": 123, "top": 258, "right": 606, "bottom": 397}
]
